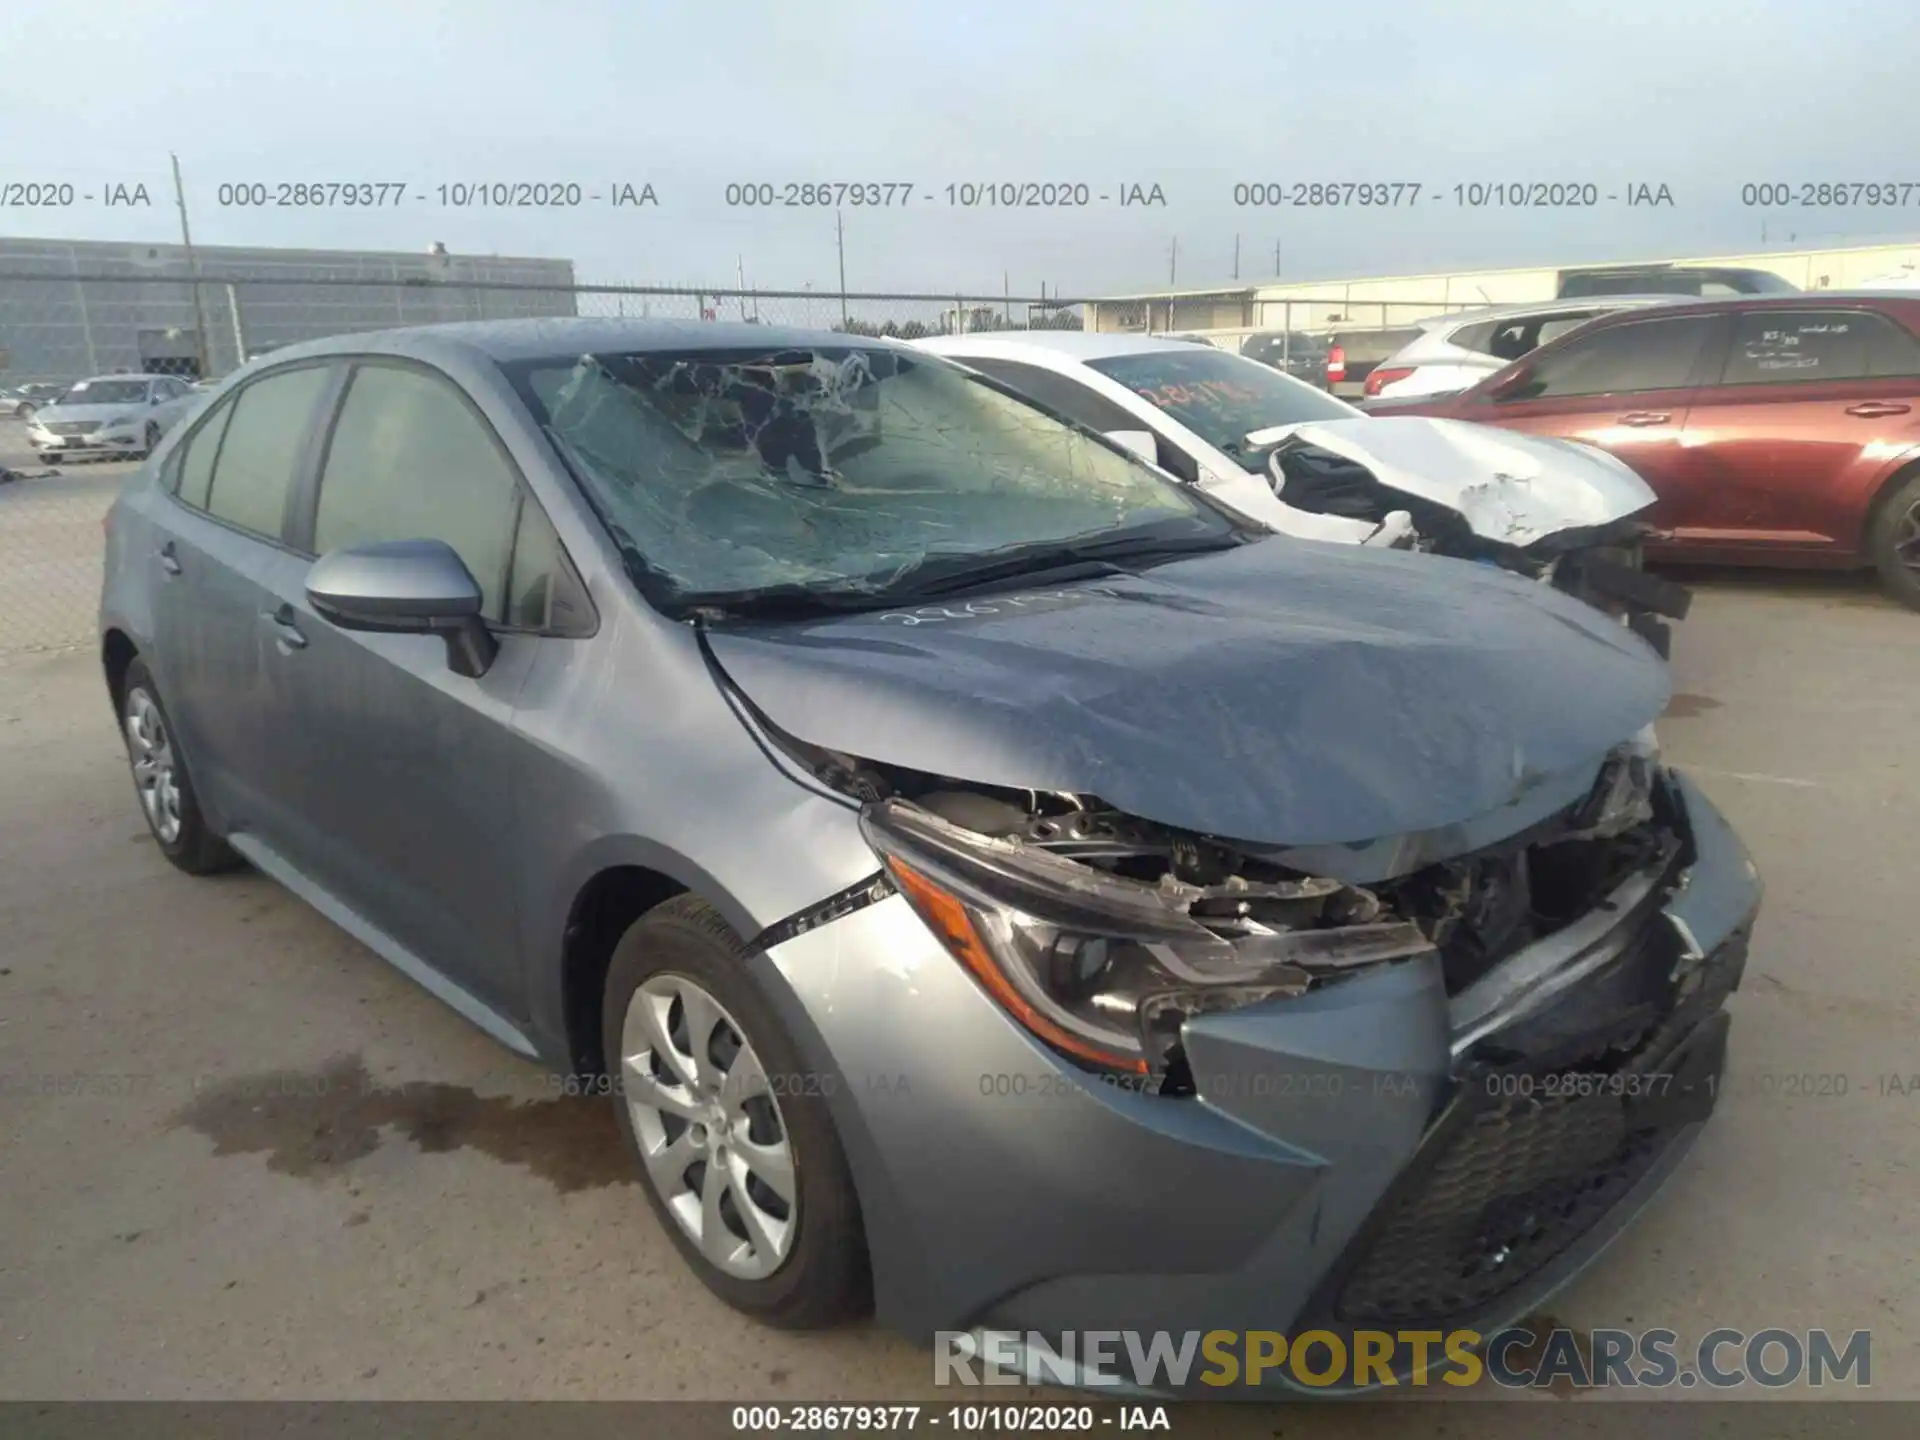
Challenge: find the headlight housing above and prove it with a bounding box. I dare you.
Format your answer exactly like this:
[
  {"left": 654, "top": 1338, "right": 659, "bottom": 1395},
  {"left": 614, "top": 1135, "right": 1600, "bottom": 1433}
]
[
  {"left": 859, "top": 799, "right": 1433, "bottom": 1077},
  {"left": 102, "top": 413, "right": 136, "bottom": 428}
]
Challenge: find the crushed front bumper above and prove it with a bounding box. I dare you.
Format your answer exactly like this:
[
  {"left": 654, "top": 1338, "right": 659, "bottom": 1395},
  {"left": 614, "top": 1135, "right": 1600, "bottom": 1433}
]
[{"left": 759, "top": 771, "right": 1759, "bottom": 1393}]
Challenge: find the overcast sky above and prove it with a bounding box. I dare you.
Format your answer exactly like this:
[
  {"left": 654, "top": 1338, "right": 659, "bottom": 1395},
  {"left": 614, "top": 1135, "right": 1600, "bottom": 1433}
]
[{"left": 4, "top": 0, "right": 1917, "bottom": 298}]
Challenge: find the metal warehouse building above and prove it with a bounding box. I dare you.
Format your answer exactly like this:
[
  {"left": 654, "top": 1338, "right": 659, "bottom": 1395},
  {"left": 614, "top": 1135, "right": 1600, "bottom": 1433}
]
[
  {"left": 0, "top": 237, "right": 578, "bottom": 382},
  {"left": 1087, "top": 239, "right": 1920, "bottom": 344}
]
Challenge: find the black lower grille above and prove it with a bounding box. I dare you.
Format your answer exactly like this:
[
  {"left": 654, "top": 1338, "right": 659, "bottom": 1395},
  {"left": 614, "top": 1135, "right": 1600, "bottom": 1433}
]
[
  {"left": 1330, "top": 1085, "right": 1670, "bottom": 1326},
  {"left": 1317, "top": 931, "right": 1742, "bottom": 1330}
]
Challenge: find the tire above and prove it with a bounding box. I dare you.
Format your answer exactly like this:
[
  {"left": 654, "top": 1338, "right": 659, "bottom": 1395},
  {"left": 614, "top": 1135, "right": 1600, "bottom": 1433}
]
[
  {"left": 601, "top": 895, "right": 870, "bottom": 1327},
  {"left": 1867, "top": 470, "right": 1920, "bottom": 611},
  {"left": 141, "top": 421, "right": 161, "bottom": 458},
  {"left": 118, "top": 658, "right": 242, "bottom": 875}
]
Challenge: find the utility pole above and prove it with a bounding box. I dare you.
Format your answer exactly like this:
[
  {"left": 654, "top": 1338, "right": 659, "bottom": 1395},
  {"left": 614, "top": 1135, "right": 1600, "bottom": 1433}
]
[
  {"left": 835, "top": 210, "right": 848, "bottom": 325},
  {"left": 1003, "top": 270, "right": 1011, "bottom": 325},
  {"left": 1233, "top": 234, "right": 1240, "bottom": 280},
  {"left": 1169, "top": 237, "right": 1178, "bottom": 286},
  {"left": 170, "top": 153, "right": 213, "bottom": 379},
  {"left": 737, "top": 255, "right": 749, "bottom": 320}
]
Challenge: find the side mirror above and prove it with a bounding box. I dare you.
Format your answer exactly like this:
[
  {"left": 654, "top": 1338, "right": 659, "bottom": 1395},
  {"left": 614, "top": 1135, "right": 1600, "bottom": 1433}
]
[
  {"left": 1485, "top": 366, "right": 1538, "bottom": 403},
  {"left": 1101, "top": 429, "right": 1158, "bottom": 465},
  {"left": 306, "top": 538, "right": 498, "bottom": 678}
]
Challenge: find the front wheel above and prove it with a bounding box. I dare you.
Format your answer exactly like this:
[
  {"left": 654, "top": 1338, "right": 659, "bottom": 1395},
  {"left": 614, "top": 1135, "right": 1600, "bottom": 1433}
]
[
  {"left": 140, "top": 421, "right": 161, "bottom": 458},
  {"left": 601, "top": 895, "right": 870, "bottom": 1328},
  {"left": 119, "top": 659, "right": 242, "bottom": 875},
  {"left": 1868, "top": 471, "right": 1920, "bottom": 610}
]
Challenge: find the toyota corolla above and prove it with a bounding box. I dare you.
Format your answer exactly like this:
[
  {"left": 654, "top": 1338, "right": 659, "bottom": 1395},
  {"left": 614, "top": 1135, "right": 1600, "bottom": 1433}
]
[{"left": 98, "top": 319, "right": 1761, "bottom": 1392}]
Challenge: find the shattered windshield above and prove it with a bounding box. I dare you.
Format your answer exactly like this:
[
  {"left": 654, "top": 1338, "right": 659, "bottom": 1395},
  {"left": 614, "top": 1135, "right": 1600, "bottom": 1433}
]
[
  {"left": 505, "top": 345, "right": 1239, "bottom": 612},
  {"left": 1086, "top": 349, "right": 1357, "bottom": 472}
]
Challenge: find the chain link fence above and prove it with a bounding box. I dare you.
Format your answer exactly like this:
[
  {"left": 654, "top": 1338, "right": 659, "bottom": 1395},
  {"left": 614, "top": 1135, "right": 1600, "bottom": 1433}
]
[
  {"left": 0, "top": 272, "right": 1089, "bottom": 384},
  {"left": 0, "top": 273, "right": 1461, "bottom": 659},
  {"left": 0, "top": 276, "right": 1088, "bottom": 657}
]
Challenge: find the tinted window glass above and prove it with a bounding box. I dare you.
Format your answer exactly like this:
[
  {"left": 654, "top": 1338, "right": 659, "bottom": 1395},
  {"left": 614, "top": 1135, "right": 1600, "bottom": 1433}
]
[
  {"left": 314, "top": 363, "right": 522, "bottom": 619},
  {"left": 204, "top": 364, "right": 335, "bottom": 538},
  {"left": 1502, "top": 316, "right": 1715, "bottom": 400},
  {"left": 173, "top": 395, "right": 237, "bottom": 508},
  {"left": 1870, "top": 315, "right": 1920, "bottom": 377},
  {"left": 1719, "top": 310, "right": 1890, "bottom": 385}
]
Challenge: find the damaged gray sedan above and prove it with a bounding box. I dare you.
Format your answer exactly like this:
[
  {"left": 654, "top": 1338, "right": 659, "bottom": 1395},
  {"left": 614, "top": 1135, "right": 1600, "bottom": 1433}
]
[{"left": 99, "top": 320, "right": 1761, "bottom": 1391}]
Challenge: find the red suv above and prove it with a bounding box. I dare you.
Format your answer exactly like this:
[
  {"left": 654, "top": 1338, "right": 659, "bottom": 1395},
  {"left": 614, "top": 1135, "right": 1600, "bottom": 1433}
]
[{"left": 1377, "top": 293, "right": 1920, "bottom": 607}]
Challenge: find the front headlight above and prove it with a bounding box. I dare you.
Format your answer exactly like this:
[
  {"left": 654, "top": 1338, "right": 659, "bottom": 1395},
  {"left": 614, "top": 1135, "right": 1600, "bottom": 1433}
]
[
  {"left": 859, "top": 798, "right": 1433, "bottom": 1077},
  {"left": 102, "top": 413, "right": 136, "bottom": 428}
]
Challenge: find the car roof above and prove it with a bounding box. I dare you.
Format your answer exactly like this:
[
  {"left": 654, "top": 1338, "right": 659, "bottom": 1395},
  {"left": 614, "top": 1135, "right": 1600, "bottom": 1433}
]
[
  {"left": 1419, "top": 294, "right": 1689, "bottom": 328},
  {"left": 916, "top": 331, "right": 1200, "bottom": 361},
  {"left": 254, "top": 317, "right": 925, "bottom": 367},
  {"left": 1563, "top": 291, "right": 1920, "bottom": 324}
]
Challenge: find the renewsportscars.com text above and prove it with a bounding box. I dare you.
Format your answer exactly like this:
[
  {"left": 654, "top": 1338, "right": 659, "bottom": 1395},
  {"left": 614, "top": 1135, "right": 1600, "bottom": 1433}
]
[{"left": 936, "top": 1326, "right": 1871, "bottom": 1390}]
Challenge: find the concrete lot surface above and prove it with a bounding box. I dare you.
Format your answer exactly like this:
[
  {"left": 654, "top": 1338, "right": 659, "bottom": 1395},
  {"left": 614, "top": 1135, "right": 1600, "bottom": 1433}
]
[{"left": 0, "top": 416, "right": 1915, "bottom": 1416}]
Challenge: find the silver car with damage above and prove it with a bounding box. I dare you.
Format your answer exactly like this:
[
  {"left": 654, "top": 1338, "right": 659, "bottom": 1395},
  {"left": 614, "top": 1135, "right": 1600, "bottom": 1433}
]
[{"left": 98, "top": 319, "right": 1762, "bottom": 1392}]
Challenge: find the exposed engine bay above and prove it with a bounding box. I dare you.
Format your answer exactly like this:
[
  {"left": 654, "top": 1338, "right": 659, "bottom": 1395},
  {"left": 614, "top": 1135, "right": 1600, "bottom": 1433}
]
[
  {"left": 779, "top": 724, "right": 1684, "bottom": 1089},
  {"left": 1270, "top": 434, "right": 1692, "bottom": 657}
]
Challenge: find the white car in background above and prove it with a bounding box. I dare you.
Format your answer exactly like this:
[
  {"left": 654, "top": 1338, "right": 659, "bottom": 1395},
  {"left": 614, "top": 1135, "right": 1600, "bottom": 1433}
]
[
  {"left": 24, "top": 373, "right": 200, "bottom": 462},
  {"left": 1362, "top": 296, "right": 1685, "bottom": 404},
  {"left": 914, "top": 330, "right": 1692, "bottom": 654}
]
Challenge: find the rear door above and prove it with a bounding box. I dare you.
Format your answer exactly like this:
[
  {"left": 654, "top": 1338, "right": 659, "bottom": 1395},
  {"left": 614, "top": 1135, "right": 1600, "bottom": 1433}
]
[
  {"left": 1668, "top": 307, "right": 1920, "bottom": 555},
  {"left": 150, "top": 361, "right": 343, "bottom": 838},
  {"left": 1446, "top": 310, "right": 1726, "bottom": 528},
  {"left": 255, "top": 356, "right": 589, "bottom": 1010}
]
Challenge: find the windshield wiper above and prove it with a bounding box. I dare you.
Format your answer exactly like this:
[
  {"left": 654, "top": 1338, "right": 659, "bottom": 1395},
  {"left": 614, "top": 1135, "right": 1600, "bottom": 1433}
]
[{"left": 877, "top": 528, "right": 1249, "bottom": 602}]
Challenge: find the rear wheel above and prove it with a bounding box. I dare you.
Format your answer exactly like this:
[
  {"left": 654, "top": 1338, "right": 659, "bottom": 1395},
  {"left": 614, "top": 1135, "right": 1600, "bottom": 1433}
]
[
  {"left": 119, "top": 659, "right": 241, "bottom": 875},
  {"left": 601, "top": 895, "right": 870, "bottom": 1327},
  {"left": 1868, "top": 471, "right": 1920, "bottom": 610}
]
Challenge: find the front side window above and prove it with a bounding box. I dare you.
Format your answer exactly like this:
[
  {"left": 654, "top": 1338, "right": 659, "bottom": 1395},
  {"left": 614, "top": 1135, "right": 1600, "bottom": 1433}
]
[
  {"left": 203, "top": 364, "right": 337, "bottom": 539},
  {"left": 1082, "top": 348, "right": 1358, "bottom": 472},
  {"left": 503, "top": 345, "right": 1242, "bottom": 613},
  {"left": 313, "top": 364, "right": 524, "bottom": 619},
  {"left": 1498, "top": 315, "right": 1716, "bottom": 401}
]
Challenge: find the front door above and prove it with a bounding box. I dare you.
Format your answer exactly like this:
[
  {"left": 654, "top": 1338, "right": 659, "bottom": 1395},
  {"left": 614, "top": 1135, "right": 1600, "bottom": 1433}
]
[
  {"left": 1450, "top": 310, "right": 1726, "bottom": 534},
  {"left": 252, "top": 358, "right": 548, "bottom": 1012}
]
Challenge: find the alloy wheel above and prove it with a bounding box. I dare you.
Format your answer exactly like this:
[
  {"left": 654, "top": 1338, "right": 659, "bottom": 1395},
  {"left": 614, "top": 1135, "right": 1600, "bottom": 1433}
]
[
  {"left": 620, "top": 973, "right": 799, "bottom": 1279},
  {"left": 124, "top": 688, "right": 183, "bottom": 844},
  {"left": 1896, "top": 496, "right": 1920, "bottom": 575}
]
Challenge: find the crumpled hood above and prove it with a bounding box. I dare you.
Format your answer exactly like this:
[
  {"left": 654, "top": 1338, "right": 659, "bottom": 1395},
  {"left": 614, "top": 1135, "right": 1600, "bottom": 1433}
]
[
  {"left": 1267, "top": 416, "right": 1657, "bottom": 548},
  {"left": 705, "top": 535, "right": 1670, "bottom": 848}
]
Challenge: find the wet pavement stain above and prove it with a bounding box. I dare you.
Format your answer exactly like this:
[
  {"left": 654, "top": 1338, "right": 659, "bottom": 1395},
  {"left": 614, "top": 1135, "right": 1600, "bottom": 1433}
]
[
  {"left": 169, "top": 1053, "right": 634, "bottom": 1193},
  {"left": 1663, "top": 692, "right": 1723, "bottom": 719}
]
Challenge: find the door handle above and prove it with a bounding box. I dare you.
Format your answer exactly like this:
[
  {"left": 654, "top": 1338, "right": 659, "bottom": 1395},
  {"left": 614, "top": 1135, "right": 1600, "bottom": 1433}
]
[
  {"left": 1845, "top": 401, "right": 1911, "bottom": 418},
  {"left": 260, "top": 604, "right": 308, "bottom": 652},
  {"left": 158, "top": 541, "right": 182, "bottom": 576},
  {"left": 1617, "top": 411, "right": 1672, "bottom": 427}
]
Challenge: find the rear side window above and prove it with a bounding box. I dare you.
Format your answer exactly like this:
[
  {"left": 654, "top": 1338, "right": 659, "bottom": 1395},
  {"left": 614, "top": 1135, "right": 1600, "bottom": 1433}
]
[
  {"left": 1502, "top": 315, "right": 1715, "bottom": 400},
  {"left": 203, "top": 364, "right": 336, "bottom": 539},
  {"left": 172, "top": 396, "right": 237, "bottom": 508},
  {"left": 313, "top": 363, "right": 523, "bottom": 620},
  {"left": 1720, "top": 310, "right": 1920, "bottom": 385}
]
